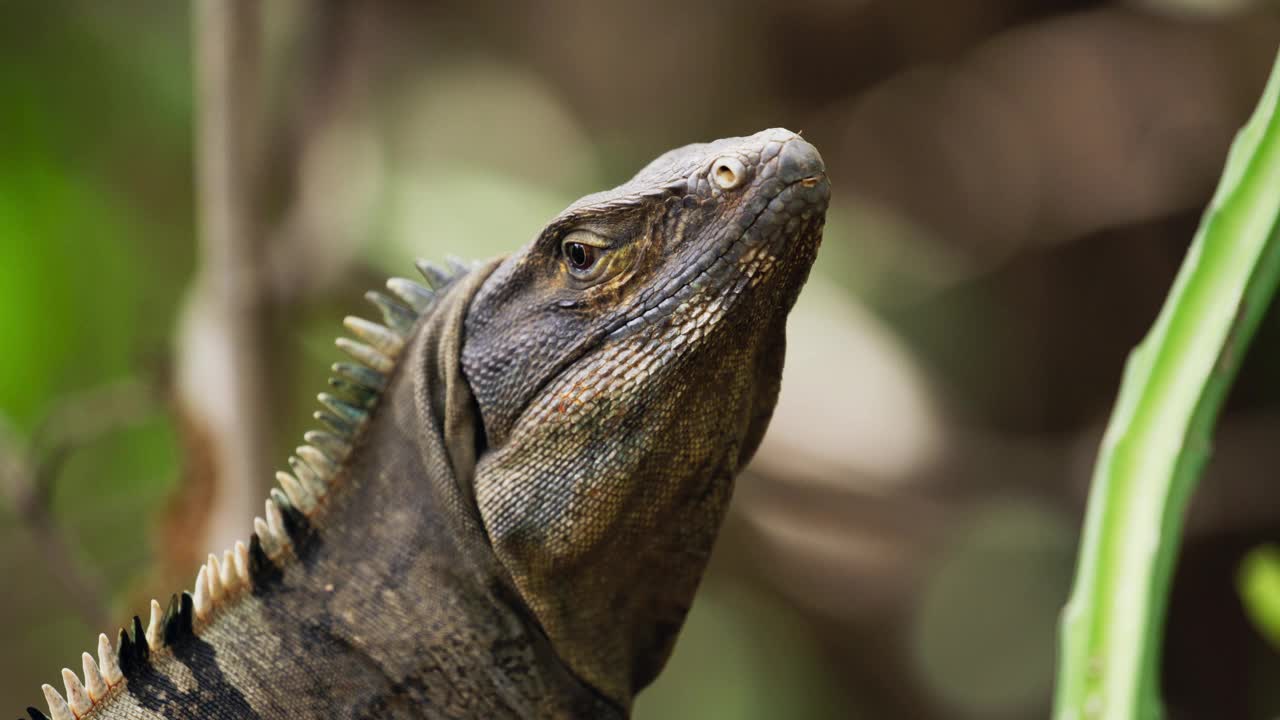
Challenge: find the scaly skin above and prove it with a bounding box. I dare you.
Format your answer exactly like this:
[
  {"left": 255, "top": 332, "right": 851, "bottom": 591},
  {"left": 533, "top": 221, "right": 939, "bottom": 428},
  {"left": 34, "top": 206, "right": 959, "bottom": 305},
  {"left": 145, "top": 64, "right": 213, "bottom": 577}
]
[{"left": 20, "top": 128, "right": 828, "bottom": 719}]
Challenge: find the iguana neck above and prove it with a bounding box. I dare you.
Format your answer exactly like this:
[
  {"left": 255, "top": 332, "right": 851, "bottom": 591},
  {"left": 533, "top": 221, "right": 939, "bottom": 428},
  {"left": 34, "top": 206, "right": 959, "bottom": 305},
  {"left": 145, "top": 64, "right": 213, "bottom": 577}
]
[
  {"left": 264, "top": 258, "right": 611, "bottom": 716},
  {"left": 33, "top": 262, "right": 615, "bottom": 719}
]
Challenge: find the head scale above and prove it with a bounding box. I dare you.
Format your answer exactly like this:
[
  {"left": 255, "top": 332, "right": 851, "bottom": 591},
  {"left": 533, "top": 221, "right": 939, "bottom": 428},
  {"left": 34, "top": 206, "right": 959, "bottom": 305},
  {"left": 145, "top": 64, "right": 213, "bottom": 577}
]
[{"left": 461, "top": 127, "right": 829, "bottom": 705}]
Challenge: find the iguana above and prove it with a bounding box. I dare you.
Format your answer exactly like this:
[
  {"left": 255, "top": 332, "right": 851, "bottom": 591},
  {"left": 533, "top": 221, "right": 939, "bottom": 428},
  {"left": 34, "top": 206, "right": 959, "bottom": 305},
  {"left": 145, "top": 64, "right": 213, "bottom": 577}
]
[{"left": 19, "top": 127, "right": 829, "bottom": 719}]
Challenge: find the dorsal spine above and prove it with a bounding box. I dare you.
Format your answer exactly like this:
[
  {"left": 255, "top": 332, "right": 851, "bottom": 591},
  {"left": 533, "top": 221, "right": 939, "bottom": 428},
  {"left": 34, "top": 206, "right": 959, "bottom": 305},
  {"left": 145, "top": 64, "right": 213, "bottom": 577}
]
[{"left": 28, "top": 260, "right": 472, "bottom": 720}]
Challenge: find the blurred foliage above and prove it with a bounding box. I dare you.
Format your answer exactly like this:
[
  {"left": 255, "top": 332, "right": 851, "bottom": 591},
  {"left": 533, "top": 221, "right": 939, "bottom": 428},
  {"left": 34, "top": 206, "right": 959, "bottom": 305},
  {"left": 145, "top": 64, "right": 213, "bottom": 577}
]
[
  {"left": 0, "top": 1, "right": 192, "bottom": 706},
  {"left": 4, "top": 1, "right": 1280, "bottom": 718},
  {"left": 1241, "top": 545, "right": 1280, "bottom": 649},
  {"left": 0, "top": 4, "right": 192, "bottom": 426},
  {"left": 912, "top": 499, "right": 1075, "bottom": 716},
  {"left": 636, "top": 582, "right": 847, "bottom": 720}
]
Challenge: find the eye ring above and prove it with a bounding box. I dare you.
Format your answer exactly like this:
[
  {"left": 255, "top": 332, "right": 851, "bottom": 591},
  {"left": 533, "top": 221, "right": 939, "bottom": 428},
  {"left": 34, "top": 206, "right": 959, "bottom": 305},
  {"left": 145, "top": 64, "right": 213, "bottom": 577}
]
[{"left": 712, "top": 156, "right": 747, "bottom": 190}]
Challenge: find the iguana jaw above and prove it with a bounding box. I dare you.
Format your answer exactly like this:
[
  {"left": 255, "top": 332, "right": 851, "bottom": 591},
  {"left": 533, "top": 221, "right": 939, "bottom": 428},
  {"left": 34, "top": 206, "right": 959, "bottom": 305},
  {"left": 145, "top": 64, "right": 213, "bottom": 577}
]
[{"left": 462, "top": 128, "right": 829, "bottom": 705}]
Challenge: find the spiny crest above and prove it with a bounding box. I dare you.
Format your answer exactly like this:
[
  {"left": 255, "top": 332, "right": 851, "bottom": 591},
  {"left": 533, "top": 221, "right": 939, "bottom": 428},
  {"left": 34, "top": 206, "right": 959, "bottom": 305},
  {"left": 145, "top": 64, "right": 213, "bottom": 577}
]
[
  {"left": 28, "top": 634, "right": 121, "bottom": 720},
  {"left": 30, "top": 259, "right": 470, "bottom": 720}
]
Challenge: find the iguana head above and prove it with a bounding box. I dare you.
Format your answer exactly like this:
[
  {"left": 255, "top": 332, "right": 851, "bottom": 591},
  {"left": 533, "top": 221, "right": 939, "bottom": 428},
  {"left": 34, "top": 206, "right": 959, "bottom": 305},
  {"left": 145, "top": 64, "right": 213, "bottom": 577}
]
[{"left": 461, "top": 128, "right": 829, "bottom": 704}]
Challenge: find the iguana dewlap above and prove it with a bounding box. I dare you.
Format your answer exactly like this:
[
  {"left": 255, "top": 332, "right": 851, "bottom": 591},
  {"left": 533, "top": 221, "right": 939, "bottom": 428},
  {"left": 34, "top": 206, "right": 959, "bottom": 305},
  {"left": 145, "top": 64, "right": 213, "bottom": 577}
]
[{"left": 20, "top": 128, "right": 829, "bottom": 719}]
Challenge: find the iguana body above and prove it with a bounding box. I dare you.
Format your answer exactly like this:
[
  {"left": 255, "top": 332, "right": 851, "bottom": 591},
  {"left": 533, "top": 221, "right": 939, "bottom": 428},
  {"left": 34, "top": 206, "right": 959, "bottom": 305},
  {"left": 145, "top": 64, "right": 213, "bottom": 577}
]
[{"left": 21, "top": 128, "right": 829, "bottom": 719}]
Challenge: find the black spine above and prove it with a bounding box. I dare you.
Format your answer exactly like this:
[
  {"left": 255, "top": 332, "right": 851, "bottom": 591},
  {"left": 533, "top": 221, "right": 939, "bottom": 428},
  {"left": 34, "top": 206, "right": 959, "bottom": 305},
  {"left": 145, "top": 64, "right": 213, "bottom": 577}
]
[
  {"left": 248, "top": 534, "right": 282, "bottom": 592},
  {"left": 278, "top": 498, "right": 313, "bottom": 552},
  {"left": 164, "top": 592, "right": 194, "bottom": 645},
  {"left": 132, "top": 615, "right": 150, "bottom": 660},
  {"left": 116, "top": 627, "right": 137, "bottom": 678}
]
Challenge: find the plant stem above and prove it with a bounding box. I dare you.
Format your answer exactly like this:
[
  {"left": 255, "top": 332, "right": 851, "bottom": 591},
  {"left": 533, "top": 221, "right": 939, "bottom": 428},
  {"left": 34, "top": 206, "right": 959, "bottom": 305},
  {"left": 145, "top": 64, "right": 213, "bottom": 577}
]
[{"left": 1055, "top": 49, "right": 1280, "bottom": 720}]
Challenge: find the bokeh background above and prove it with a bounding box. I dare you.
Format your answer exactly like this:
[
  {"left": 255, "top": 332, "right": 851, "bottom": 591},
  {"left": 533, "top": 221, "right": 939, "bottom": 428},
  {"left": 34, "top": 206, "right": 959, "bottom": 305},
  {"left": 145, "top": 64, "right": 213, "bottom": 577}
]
[{"left": 3, "top": 1, "right": 1280, "bottom": 717}]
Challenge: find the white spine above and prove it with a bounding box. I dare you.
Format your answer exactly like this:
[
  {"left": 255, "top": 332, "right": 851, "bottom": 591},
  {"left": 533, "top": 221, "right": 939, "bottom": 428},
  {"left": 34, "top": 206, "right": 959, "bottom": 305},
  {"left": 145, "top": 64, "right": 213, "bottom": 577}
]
[
  {"left": 207, "top": 553, "right": 225, "bottom": 603},
  {"left": 253, "top": 516, "right": 278, "bottom": 555},
  {"left": 193, "top": 565, "right": 211, "bottom": 621},
  {"left": 41, "top": 684, "right": 74, "bottom": 720},
  {"left": 233, "top": 540, "right": 249, "bottom": 581},
  {"left": 61, "top": 667, "right": 92, "bottom": 715},
  {"left": 97, "top": 633, "right": 122, "bottom": 685},
  {"left": 81, "top": 652, "right": 107, "bottom": 701},
  {"left": 265, "top": 498, "right": 287, "bottom": 547},
  {"left": 221, "top": 548, "right": 237, "bottom": 590},
  {"left": 145, "top": 598, "right": 163, "bottom": 650}
]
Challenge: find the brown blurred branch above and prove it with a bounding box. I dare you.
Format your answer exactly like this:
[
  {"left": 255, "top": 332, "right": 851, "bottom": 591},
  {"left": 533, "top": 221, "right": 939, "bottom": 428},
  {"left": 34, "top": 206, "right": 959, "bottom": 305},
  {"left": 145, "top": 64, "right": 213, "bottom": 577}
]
[
  {"left": 263, "top": 0, "right": 385, "bottom": 303},
  {"left": 172, "top": 0, "right": 270, "bottom": 566},
  {"left": 0, "top": 379, "right": 160, "bottom": 632},
  {"left": 167, "top": 1, "right": 379, "bottom": 577}
]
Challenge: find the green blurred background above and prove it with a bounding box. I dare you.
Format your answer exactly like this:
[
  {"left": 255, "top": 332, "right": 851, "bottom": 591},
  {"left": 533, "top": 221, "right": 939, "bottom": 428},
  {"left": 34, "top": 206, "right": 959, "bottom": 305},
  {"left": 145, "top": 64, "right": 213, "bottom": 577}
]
[{"left": 3, "top": 1, "right": 1280, "bottom": 717}]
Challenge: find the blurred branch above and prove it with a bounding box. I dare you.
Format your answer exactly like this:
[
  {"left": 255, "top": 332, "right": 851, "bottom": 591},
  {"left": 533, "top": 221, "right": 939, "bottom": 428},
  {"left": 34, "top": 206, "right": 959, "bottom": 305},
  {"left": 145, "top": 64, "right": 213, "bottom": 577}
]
[
  {"left": 30, "top": 378, "right": 159, "bottom": 501},
  {"left": 0, "top": 379, "right": 160, "bottom": 632},
  {"left": 1128, "top": 0, "right": 1264, "bottom": 16},
  {"left": 169, "top": 1, "right": 380, "bottom": 575},
  {"left": 263, "top": 0, "right": 384, "bottom": 302},
  {"left": 833, "top": 6, "right": 1280, "bottom": 293},
  {"left": 172, "top": 0, "right": 270, "bottom": 563}
]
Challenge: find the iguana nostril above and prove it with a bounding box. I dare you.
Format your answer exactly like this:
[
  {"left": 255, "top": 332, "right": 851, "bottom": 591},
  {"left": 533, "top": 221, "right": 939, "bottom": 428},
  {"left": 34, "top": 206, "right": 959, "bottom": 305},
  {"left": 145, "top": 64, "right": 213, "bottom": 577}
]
[
  {"left": 777, "top": 138, "right": 825, "bottom": 186},
  {"left": 712, "top": 156, "right": 746, "bottom": 189}
]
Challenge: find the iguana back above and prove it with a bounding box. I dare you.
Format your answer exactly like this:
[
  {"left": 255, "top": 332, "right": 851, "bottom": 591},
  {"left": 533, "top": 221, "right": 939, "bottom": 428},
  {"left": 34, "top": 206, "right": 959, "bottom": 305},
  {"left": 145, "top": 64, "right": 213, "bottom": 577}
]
[{"left": 19, "top": 128, "right": 829, "bottom": 719}]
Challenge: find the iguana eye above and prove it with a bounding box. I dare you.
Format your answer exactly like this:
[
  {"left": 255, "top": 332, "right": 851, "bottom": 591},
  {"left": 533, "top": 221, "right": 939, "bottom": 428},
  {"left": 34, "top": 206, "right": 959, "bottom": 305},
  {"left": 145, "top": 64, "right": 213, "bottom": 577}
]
[
  {"left": 560, "top": 230, "right": 611, "bottom": 280},
  {"left": 565, "top": 242, "right": 596, "bottom": 271}
]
